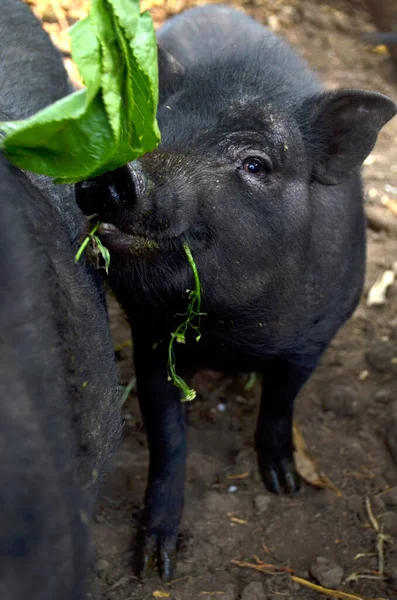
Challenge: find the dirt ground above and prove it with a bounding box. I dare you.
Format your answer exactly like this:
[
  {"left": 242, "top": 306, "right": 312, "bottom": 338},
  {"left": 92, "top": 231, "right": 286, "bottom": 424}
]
[{"left": 27, "top": 0, "right": 397, "bottom": 598}]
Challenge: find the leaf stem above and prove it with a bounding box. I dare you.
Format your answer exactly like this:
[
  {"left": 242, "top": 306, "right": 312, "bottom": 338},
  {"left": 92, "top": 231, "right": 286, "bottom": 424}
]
[
  {"left": 167, "top": 242, "right": 204, "bottom": 402},
  {"left": 74, "top": 222, "right": 110, "bottom": 273},
  {"left": 183, "top": 241, "right": 201, "bottom": 308},
  {"left": 75, "top": 222, "right": 100, "bottom": 263}
]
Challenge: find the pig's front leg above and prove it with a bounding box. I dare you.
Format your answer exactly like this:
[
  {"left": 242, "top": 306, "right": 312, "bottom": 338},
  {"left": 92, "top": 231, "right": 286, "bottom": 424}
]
[
  {"left": 255, "top": 356, "right": 318, "bottom": 495},
  {"left": 134, "top": 340, "right": 187, "bottom": 581}
]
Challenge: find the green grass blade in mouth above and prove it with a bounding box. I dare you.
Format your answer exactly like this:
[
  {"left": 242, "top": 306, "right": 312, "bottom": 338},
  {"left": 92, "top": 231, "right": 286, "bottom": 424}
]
[{"left": 75, "top": 222, "right": 110, "bottom": 274}]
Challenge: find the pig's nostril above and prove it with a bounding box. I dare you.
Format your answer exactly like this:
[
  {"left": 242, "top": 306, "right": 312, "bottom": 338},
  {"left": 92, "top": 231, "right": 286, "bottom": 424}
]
[
  {"left": 75, "top": 178, "right": 102, "bottom": 216},
  {"left": 104, "top": 164, "right": 138, "bottom": 206},
  {"left": 108, "top": 183, "right": 121, "bottom": 204},
  {"left": 75, "top": 164, "right": 138, "bottom": 216}
]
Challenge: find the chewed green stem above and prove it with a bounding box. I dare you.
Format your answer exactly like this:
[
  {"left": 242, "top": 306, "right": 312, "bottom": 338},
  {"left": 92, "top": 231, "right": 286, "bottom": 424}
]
[
  {"left": 183, "top": 242, "right": 201, "bottom": 309},
  {"left": 74, "top": 222, "right": 110, "bottom": 274},
  {"left": 167, "top": 242, "right": 204, "bottom": 402},
  {"left": 75, "top": 223, "right": 100, "bottom": 263}
]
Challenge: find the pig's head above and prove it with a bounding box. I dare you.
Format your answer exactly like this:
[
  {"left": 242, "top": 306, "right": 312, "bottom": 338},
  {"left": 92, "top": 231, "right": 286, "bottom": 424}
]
[{"left": 76, "top": 44, "right": 396, "bottom": 316}]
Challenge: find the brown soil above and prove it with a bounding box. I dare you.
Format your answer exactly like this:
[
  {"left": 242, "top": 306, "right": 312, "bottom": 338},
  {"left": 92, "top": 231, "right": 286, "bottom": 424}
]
[{"left": 28, "top": 1, "right": 397, "bottom": 598}]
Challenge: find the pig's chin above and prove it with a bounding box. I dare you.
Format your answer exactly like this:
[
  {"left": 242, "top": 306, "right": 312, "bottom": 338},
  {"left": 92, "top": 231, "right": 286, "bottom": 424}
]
[{"left": 96, "top": 223, "right": 161, "bottom": 255}]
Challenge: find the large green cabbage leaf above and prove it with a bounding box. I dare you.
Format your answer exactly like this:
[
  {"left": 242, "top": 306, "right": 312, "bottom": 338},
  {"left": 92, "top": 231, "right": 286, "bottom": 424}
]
[{"left": 0, "top": 0, "right": 160, "bottom": 184}]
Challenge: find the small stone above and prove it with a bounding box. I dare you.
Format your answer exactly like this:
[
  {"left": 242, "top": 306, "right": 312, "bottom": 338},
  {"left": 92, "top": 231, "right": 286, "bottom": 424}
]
[
  {"left": 175, "top": 560, "right": 192, "bottom": 576},
  {"left": 312, "top": 489, "right": 337, "bottom": 509},
  {"left": 204, "top": 491, "right": 239, "bottom": 512},
  {"left": 372, "top": 494, "right": 385, "bottom": 513},
  {"left": 375, "top": 388, "right": 393, "bottom": 403},
  {"left": 234, "top": 447, "right": 254, "bottom": 470},
  {"left": 241, "top": 581, "right": 266, "bottom": 600},
  {"left": 347, "top": 495, "right": 365, "bottom": 522},
  {"left": 223, "top": 584, "right": 237, "bottom": 600},
  {"left": 187, "top": 452, "right": 218, "bottom": 482},
  {"left": 94, "top": 513, "right": 106, "bottom": 524},
  {"left": 254, "top": 494, "right": 271, "bottom": 513},
  {"left": 94, "top": 559, "right": 110, "bottom": 574},
  {"left": 382, "top": 465, "right": 397, "bottom": 486},
  {"left": 384, "top": 408, "right": 397, "bottom": 465},
  {"left": 386, "top": 552, "right": 397, "bottom": 575},
  {"left": 122, "top": 550, "right": 134, "bottom": 564},
  {"left": 381, "top": 487, "right": 397, "bottom": 508},
  {"left": 366, "top": 342, "right": 397, "bottom": 373},
  {"left": 310, "top": 557, "right": 344, "bottom": 589},
  {"left": 322, "top": 385, "right": 359, "bottom": 416},
  {"left": 380, "top": 512, "right": 397, "bottom": 536}
]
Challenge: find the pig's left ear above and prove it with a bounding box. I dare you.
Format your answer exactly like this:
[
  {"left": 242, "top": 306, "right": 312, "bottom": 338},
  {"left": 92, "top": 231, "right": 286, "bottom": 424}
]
[
  {"left": 304, "top": 90, "right": 397, "bottom": 185},
  {"left": 158, "top": 43, "right": 185, "bottom": 97}
]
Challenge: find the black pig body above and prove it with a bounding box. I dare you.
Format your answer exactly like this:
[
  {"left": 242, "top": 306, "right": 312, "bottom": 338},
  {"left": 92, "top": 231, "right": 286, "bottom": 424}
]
[
  {"left": 76, "top": 4, "right": 397, "bottom": 580},
  {"left": 0, "top": 1, "right": 122, "bottom": 598}
]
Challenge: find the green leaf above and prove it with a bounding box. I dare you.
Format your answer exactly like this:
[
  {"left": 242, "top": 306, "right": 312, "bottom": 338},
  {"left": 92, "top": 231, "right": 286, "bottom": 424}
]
[
  {"left": 92, "top": 234, "right": 111, "bottom": 274},
  {"left": 69, "top": 16, "right": 102, "bottom": 102},
  {"left": 90, "top": 0, "right": 125, "bottom": 140},
  {"left": 0, "top": 0, "right": 160, "bottom": 184}
]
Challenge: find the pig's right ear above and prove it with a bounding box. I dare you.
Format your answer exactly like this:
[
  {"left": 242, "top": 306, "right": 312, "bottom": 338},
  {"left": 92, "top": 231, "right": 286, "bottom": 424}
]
[
  {"left": 158, "top": 43, "right": 185, "bottom": 96},
  {"left": 303, "top": 90, "right": 397, "bottom": 185}
]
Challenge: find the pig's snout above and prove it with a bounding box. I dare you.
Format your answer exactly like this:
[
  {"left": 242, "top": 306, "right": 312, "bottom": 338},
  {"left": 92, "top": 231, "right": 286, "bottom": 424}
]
[
  {"left": 76, "top": 152, "right": 196, "bottom": 241},
  {"left": 75, "top": 163, "right": 142, "bottom": 221}
]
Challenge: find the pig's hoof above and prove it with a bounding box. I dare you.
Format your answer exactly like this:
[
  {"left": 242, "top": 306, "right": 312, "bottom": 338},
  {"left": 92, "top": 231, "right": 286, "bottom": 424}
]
[
  {"left": 141, "top": 532, "right": 178, "bottom": 582},
  {"left": 258, "top": 455, "right": 301, "bottom": 495}
]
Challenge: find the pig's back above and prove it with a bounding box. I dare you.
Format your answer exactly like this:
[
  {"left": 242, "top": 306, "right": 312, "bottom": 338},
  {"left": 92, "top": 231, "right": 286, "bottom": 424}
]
[
  {"left": 157, "top": 4, "right": 317, "bottom": 88},
  {"left": 0, "top": 0, "right": 72, "bottom": 122}
]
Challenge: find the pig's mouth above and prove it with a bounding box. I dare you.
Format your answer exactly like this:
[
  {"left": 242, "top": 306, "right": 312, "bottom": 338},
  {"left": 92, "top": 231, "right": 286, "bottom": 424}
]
[{"left": 95, "top": 222, "right": 162, "bottom": 254}]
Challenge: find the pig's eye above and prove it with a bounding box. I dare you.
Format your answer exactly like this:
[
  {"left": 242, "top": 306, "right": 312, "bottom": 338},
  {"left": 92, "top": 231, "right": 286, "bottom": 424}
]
[{"left": 243, "top": 157, "right": 267, "bottom": 176}]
